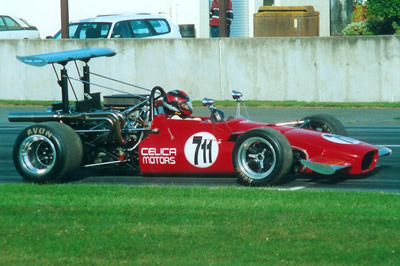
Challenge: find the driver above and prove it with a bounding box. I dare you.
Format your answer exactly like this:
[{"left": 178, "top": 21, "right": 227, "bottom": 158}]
[{"left": 163, "top": 90, "right": 199, "bottom": 120}]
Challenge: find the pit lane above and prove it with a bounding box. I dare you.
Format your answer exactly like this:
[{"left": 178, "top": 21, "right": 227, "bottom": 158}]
[{"left": 1, "top": 106, "right": 400, "bottom": 193}]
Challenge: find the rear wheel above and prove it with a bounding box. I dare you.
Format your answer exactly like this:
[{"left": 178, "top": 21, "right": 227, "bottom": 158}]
[
  {"left": 13, "top": 122, "right": 83, "bottom": 184},
  {"left": 232, "top": 128, "right": 293, "bottom": 186},
  {"left": 300, "top": 114, "right": 347, "bottom": 136}
]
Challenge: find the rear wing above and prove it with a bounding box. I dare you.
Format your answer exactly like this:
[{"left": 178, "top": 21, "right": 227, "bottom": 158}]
[
  {"left": 16, "top": 47, "right": 116, "bottom": 67},
  {"left": 16, "top": 47, "right": 117, "bottom": 113}
]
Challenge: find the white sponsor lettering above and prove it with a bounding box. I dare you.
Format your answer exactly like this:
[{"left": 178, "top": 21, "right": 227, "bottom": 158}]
[{"left": 141, "top": 148, "right": 176, "bottom": 165}]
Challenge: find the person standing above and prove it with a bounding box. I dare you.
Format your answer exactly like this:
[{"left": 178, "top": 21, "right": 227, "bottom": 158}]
[{"left": 209, "top": 0, "right": 233, "bottom": 37}]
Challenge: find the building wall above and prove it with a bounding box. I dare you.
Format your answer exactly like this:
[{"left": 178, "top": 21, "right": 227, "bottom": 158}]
[
  {"left": 249, "top": 0, "right": 265, "bottom": 37},
  {"left": 1, "top": 37, "right": 399, "bottom": 102},
  {"left": 0, "top": 0, "right": 212, "bottom": 38},
  {"left": 207, "top": 0, "right": 263, "bottom": 37},
  {"left": 1, "top": 0, "right": 322, "bottom": 39},
  {"left": 231, "top": 0, "right": 250, "bottom": 37}
]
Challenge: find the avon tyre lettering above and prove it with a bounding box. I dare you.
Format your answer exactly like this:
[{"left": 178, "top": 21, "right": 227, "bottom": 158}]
[
  {"left": 184, "top": 132, "right": 219, "bottom": 168},
  {"left": 27, "top": 127, "right": 53, "bottom": 138}
]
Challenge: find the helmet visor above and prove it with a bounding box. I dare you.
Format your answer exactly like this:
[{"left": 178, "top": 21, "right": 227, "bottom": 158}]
[{"left": 180, "top": 100, "right": 193, "bottom": 113}]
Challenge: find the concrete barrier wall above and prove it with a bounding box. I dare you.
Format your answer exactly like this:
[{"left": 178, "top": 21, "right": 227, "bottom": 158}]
[{"left": 1, "top": 36, "right": 400, "bottom": 102}]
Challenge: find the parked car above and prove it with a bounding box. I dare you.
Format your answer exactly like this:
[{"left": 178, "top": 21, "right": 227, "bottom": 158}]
[
  {"left": 0, "top": 15, "right": 40, "bottom": 39},
  {"left": 51, "top": 13, "right": 181, "bottom": 39},
  {"left": 9, "top": 48, "right": 392, "bottom": 186}
]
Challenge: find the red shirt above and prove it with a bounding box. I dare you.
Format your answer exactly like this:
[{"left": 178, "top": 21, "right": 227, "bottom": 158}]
[{"left": 209, "top": 0, "right": 233, "bottom": 27}]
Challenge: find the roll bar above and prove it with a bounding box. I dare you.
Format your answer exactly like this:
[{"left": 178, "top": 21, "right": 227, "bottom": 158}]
[{"left": 150, "top": 86, "right": 166, "bottom": 121}]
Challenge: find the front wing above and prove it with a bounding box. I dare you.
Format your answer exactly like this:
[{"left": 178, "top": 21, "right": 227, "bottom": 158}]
[{"left": 301, "top": 145, "right": 392, "bottom": 175}]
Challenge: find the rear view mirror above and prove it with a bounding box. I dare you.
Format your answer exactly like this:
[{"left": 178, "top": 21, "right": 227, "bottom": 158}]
[
  {"left": 232, "top": 90, "right": 243, "bottom": 102},
  {"left": 202, "top": 98, "right": 215, "bottom": 107}
]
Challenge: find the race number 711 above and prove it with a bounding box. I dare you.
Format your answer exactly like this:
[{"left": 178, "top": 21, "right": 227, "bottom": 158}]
[
  {"left": 192, "top": 136, "right": 212, "bottom": 165},
  {"left": 184, "top": 132, "right": 219, "bottom": 168}
]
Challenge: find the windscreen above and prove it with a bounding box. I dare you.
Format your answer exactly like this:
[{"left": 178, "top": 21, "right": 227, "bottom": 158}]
[{"left": 53, "top": 22, "right": 112, "bottom": 39}]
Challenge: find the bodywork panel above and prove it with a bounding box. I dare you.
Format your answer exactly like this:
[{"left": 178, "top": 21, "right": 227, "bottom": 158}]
[{"left": 139, "top": 115, "right": 382, "bottom": 176}]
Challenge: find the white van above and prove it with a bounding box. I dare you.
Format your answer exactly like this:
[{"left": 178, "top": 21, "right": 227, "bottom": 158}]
[{"left": 52, "top": 13, "right": 182, "bottom": 39}]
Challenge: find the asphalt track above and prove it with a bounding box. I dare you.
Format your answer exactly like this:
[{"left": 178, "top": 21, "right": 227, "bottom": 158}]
[{"left": 1, "top": 106, "right": 400, "bottom": 193}]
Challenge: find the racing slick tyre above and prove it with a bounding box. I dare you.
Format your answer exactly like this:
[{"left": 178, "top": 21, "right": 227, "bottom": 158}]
[
  {"left": 232, "top": 128, "right": 293, "bottom": 186},
  {"left": 13, "top": 122, "right": 83, "bottom": 184},
  {"left": 300, "top": 114, "right": 347, "bottom": 136}
]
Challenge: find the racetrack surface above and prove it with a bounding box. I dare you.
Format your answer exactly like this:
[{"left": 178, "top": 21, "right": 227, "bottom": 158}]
[{"left": 1, "top": 106, "right": 400, "bottom": 193}]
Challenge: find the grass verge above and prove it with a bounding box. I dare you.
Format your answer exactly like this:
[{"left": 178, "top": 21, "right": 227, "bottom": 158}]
[
  {"left": 0, "top": 99, "right": 57, "bottom": 107},
  {"left": 1, "top": 184, "right": 399, "bottom": 264}
]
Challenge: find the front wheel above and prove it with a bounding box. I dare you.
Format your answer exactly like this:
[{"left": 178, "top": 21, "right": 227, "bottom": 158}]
[
  {"left": 13, "top": 122, "right": 83, "bottom": 184},
  {"left": 300, "top": 114, "right": 347, "bottom": 136},
  {"left": 232, "top": 128, "right": 293, "bottom": 186}
]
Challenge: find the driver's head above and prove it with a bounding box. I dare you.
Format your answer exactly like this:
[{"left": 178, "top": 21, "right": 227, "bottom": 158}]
[{"left": 163, "top": 90, "right": 193, "bottom": 118}]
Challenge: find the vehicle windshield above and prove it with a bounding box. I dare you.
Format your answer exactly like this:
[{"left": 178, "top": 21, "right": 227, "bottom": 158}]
[
  {"left": 19, "top": 18, "right": 34, "bottom": 28},
  {"left": 53, "top": 22, "right": 112, "bottom": 39}
]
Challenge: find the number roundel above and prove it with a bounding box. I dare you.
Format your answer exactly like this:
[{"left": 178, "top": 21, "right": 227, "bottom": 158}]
[{"left": 184, "top": 132, "right": 219, "bottom": 168}]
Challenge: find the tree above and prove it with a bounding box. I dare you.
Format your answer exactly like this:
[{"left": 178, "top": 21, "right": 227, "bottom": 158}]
[
  {"left": 363, "top": 0, "right": 400, "bottom": 35},
  {"left": 366, "top": 0, "right": 400, "bottom": 20},
  {"left": 343, "top": 0, "right": 400, "bottom": 35}
]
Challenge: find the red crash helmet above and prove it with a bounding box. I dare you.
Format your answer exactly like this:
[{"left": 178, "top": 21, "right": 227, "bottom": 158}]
[{"left": 163, "top": 90, "right": 193, "bottom": 117}]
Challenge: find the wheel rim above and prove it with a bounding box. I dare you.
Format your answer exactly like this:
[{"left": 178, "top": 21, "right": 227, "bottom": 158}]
[
  {"left": 237, "top": 137, "right": 277, "bottom": 179},
  {"left": 19, "top": 135, "right": 56, "bottom": 176}
]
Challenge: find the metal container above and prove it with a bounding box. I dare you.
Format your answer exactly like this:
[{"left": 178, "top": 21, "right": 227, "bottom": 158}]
[
  {"left": 179, "top": 24, "right": 196, "bottom": 38},
  {"left": 254, "top": 6, "right": 320, "bottom": 37}
]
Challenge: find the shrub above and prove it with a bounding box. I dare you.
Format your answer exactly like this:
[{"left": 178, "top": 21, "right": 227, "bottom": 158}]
[
  {"left": 393, "top": 21, "right": 400, "bottom": 35},
  {"left": 352, "top": 4, "right": 367, "bottom": 22},
  {"left": 343, "top": 18, "right": 395, "bottom": 35},
  {"left": 343, "top": 21, "right": 373, "bottom": 35}
]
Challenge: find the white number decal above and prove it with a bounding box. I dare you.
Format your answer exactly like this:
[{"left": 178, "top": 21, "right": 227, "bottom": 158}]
[{"left": 184, "top": 132, "right": 219, "bottom": 168}]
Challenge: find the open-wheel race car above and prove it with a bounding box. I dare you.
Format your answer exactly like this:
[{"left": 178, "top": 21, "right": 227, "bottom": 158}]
[{"left": 9, "top": 48, "right": 392, "bottom": 186}]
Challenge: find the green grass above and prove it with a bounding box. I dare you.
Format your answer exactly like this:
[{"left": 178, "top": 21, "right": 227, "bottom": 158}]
[
  {"left": 2, "top": 99, "right": 400, "bottom": 108},
  {"left": 0, "top": 99, "right": 59, "bottom": 107},
  {"left": 1, "top": 184, "right": 400, "bottom": 264}
]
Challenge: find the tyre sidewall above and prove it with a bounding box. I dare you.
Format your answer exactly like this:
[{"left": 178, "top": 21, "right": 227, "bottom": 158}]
[
  {"left": 13, "top": 123, "right": 77, "bottom": 183},
  {"left": 232, "top": 128, "right": 292, "bottom": 186}
]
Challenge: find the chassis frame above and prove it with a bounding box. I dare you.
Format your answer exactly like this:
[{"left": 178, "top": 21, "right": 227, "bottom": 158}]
[{"left": 8, "top": 48, "right": 392, "bottom": 186}]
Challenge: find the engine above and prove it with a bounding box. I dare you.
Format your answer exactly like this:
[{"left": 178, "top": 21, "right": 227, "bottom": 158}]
[{"left": 70, "top": 94, "right": 152, "bottom": 169}]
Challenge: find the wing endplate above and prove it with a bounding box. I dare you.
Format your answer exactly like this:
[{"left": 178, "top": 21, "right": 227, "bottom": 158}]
[
  {"left": 376, "top": 145, "right": 392, "bottom": 157},
  {"left": 301, "top": 159, "right": 351, "bottom": 175}
]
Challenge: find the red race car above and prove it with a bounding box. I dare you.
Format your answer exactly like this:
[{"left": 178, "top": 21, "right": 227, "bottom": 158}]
[{"left": 9, "top": 48, "right": 392, "bottom": 186}]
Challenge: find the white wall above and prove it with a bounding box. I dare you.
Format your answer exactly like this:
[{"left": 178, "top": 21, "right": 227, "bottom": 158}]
[
  {"left": 1, "top": 37, "right": 400, "bottom": 103},
  {"left": 230, "top": 0, "right": 264, "bottom": 37},
  {"left": 249, "top": 0, "right": 265, "bottom": 36}
]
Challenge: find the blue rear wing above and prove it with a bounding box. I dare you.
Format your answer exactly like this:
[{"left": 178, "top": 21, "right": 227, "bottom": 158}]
[
  {"left": 15, "top": 47, "right": 117, "bottom": 113},
  {"left": 16, "top": 47, "right": 116, "bottom": 67}
]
